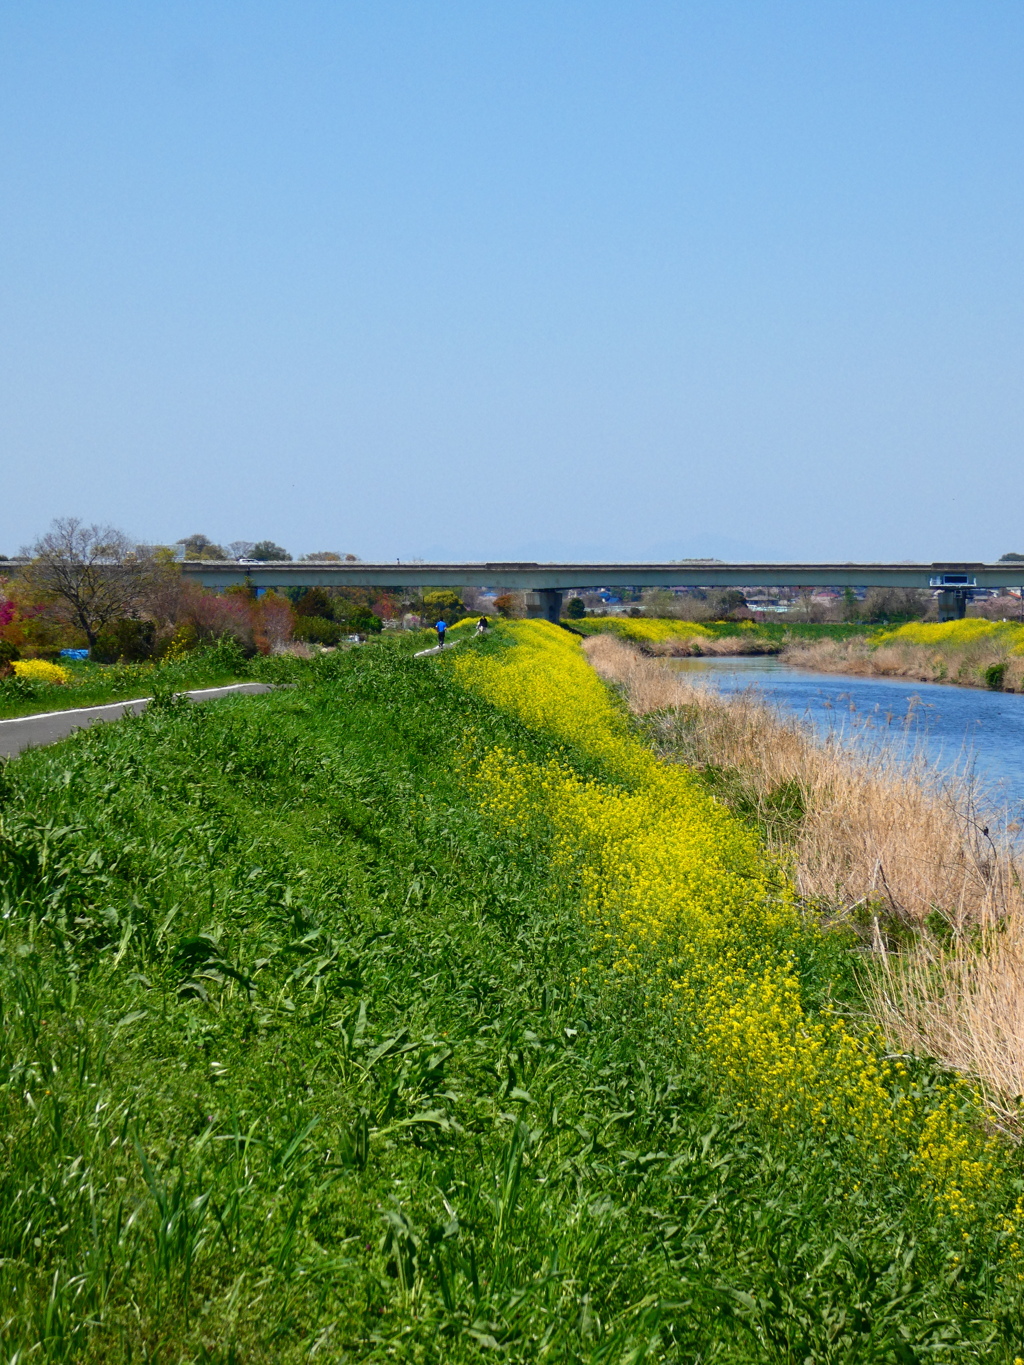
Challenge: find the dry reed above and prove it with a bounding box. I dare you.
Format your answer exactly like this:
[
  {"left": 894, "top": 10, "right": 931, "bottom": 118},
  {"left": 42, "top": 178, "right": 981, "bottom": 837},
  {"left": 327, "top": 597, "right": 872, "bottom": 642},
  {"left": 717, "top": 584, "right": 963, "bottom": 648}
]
[
  {"left": 583, "top": 633, "right": 1024, "bottom": 1115},
  {"left": 872, "top": 938, "right": 1024, "bottom": 1127},
  {"left": 784, "top": 635, "right": 1024, "bottom": 692},
  {"left": 644, "top": 633, "right": 777, "bottom": 658}
]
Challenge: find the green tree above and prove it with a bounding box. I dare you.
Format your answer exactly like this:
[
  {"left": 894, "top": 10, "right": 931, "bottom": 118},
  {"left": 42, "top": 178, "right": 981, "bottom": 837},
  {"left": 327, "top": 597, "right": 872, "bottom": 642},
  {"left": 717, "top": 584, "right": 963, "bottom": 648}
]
[
  {"left": 250, "top": 541, "right": 292, "bottom": 562},
  {"left": 293, "top": 587, "right": 336, "bottom": 620},
  {"left": 421, "top": 589, "right": 464, "bottom": 625},
  {"left": 177, "top": 534, "right": 225, "bottom": 560},
  {"left": 355, "top": 609, "right": 383, "bottom": 634},
  {"left": 565, "top": 597, "right": 586, "bottom": 619}
]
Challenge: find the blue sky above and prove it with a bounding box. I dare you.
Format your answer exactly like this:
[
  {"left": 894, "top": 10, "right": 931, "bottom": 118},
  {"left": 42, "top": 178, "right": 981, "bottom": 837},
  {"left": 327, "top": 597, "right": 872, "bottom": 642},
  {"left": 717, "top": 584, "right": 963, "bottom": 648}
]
[{"left": 3, "top": 2, "right": 1023, "bottom": 563}]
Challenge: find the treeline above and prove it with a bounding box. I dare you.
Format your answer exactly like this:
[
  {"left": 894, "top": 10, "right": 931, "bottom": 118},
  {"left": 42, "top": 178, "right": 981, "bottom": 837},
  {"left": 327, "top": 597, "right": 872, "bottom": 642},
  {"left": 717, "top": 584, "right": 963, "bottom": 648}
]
[
  {"left": 0, "top": 519, "right": 477, "bottom": 670},
  {"left": 602, "top": 585, "right": 1024, "bottom": 625}
]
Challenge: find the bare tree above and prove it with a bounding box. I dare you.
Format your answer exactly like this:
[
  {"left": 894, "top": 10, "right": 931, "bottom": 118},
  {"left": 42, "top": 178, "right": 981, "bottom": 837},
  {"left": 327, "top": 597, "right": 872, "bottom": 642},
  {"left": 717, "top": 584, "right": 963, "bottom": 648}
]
[
  {"left": 861, "top": 587, "right": 930, "bottom": 622},
  {"left": 24, "top": 518, "right": 158, "bottom": 648},
  {"left": 227, "top": 540, "right": 255, "bottom": 560}
]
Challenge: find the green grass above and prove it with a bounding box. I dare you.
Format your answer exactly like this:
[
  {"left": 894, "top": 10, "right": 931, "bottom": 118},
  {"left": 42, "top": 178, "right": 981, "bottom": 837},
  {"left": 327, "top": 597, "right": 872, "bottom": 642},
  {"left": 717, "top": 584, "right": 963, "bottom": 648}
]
[
  {"left": 1, "top": 636, "right": 1021, "bottom": 1360},
  {"left": 0, "top": 640, "right": 306, "bottom": 720}
]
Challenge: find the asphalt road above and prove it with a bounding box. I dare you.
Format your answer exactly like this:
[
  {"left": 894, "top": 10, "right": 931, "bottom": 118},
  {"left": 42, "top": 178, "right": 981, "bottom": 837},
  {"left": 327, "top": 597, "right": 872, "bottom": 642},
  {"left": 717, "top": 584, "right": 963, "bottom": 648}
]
[{"left": 0, "top": 683, "right": 277, "bottom": 759}]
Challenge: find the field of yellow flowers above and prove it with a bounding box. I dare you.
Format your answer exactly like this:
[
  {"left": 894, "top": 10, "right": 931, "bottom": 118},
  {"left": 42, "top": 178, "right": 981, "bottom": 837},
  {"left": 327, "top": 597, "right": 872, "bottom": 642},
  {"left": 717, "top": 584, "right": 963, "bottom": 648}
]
[{"left": 454, "top": 624, "right": 1024, "bottom": 1274}]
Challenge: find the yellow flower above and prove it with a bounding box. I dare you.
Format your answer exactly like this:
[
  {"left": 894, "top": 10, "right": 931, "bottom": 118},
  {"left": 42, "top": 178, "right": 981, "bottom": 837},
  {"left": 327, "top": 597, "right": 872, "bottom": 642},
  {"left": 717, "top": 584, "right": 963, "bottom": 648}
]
[
  {"left": 12, "top": 658, "right": 71, "bottom": 684},
  {"left": 453, "top": 621, "right": 1017, "bottom": 1253},
  {"left": 580, "top": 617, "right": 714, "bottom": 645}
]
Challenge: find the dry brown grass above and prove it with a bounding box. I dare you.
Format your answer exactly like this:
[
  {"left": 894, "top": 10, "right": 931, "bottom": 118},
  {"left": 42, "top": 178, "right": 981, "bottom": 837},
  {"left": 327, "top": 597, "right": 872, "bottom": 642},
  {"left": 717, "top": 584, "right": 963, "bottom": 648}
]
[
  {"left": 583, "top": 633, "right": 1024, "bottom": 1115},
  {"left": 645, "top": 633, "right": 777, "bottom": 658},
  {"left": 872, "top": 935, "right": 1024, "bottom": 1127},
  {"left": 784, "top": 635, "right": 1024, "bottom": 692}
]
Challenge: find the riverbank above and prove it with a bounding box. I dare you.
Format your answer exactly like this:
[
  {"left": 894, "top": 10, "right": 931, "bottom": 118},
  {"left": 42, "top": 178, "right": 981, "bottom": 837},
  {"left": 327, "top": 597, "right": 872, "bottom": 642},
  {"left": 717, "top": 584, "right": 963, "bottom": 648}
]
[
  {"left": 458, "top": 626, "right": 1024, "bottom": 1339},
  {"left": 572, "top": 615, "right": 872, "bottom": 656},
  {"left": 577, "top": 616, "right": 1024, "bottom": 695},
  {"left": 783, "top": 619, "right": 1024, "bottom": 692},
  {"left": 587, "top": 633, "right": 1024, "bottom": 1126}
]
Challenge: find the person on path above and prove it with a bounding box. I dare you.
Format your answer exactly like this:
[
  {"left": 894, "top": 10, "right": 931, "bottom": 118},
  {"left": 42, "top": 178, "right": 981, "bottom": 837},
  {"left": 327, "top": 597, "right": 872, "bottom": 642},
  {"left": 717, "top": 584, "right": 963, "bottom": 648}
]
[
  {"left": 435, "top": 619, "right": 447, "bottom": 649},
  {"left": 476, "top": 616, "right": 488, "bottom": 635}
]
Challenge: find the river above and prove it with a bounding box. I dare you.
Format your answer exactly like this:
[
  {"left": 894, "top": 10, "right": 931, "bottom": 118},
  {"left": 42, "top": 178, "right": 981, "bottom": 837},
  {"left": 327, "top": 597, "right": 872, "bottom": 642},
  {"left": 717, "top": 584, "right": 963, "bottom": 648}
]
[{"left": 667, "top": 656, "right": 1024, "bottom": 818}]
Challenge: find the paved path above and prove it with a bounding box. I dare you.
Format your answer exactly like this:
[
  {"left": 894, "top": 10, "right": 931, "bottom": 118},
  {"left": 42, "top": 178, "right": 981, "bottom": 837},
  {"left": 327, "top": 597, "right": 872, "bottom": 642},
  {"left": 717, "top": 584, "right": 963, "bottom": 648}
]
[
  {"left": 0, "top": 683, "right": 277, "bottom": 759},
  {"left": 413, "top": 639, "right": 469, "bottom": 657}
]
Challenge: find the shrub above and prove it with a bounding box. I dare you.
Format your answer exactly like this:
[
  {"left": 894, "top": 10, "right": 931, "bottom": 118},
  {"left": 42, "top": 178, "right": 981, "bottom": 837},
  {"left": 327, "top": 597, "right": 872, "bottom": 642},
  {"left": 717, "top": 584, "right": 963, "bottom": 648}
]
[
  {"left": 293, "top": 615, "right": 343, "bottom": 645},
  {"left": 180, "top": 588, "right": 255, "bottom": 653},
  {"left": 293, "top": 587, "right": 336, "bottom": 620},
  {"left": 195, "top": 635, "right": 250, "bottom": 676},
  {"left": 93, "top": 618, "right": 157, "bottom": 663},
  {"left": 565, "top": 597, "right": 586, "bottom": 619},
  {"left": 253, "top": 592, "right": 294, "bottom": 653},
  {"left": 12, "top": 659, "right": 71, "bottom": 685},
  {"left": 345, "top": 607, "right": 383, "bottom": 635}
]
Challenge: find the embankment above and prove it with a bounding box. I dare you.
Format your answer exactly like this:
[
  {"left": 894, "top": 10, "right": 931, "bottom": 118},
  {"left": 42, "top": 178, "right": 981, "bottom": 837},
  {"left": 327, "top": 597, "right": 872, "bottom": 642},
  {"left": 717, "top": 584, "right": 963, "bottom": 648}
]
[
  {"left": 576, "top": 617, "right": 1024, "bottom": 693},
  {"left": 572, "top": 616, "right": 871, "bottom": 657},
  {"left": 784, "top": 619, "right": 1024, "bottom": 692},
  {"left": 3, "top": 624, "right": 1024, "bottom": 1358},
  {"left": 584, "top": 632, "right": 1024, "bottom": 1125}
]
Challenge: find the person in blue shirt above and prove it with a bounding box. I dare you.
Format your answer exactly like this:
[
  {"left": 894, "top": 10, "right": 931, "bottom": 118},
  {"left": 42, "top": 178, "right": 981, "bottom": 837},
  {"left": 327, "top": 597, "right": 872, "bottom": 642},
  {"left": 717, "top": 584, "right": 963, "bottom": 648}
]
[{"left": 435, "top": 619, "right": 447, "bottom": 648}]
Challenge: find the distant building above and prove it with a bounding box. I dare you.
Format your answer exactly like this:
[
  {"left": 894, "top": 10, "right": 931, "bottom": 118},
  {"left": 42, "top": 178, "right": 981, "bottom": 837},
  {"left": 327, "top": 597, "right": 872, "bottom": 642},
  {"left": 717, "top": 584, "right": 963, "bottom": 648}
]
[{"left": 745, "top": 598, "right": 789, "bottom": 613}]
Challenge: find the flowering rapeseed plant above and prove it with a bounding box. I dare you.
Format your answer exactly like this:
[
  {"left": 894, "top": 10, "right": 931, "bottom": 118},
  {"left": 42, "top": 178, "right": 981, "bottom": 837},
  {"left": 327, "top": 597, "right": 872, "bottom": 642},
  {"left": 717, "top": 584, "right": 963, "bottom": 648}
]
[
  {"left": 875, "top": 619, "right": 1024, "bottom": 651},
  {"left": 579, "top": 616, "right": 714, "bottom": 645},
  {"left": 11, "top": 659, "right": 71, "bottom": 684},
  {"left": 454, "top": 621, "right": 1020, "bottom": 1257}
]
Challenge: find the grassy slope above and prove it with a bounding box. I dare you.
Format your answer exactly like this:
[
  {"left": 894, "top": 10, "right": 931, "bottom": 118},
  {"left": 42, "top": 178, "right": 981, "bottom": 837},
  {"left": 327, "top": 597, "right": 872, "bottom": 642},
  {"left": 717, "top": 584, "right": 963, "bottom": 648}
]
[
  {"left": 0, "top": 636, "right": 1019, "bottom": 1361},
  {"left": 0, "top": 643, "right": 303, "bottom": 720}
]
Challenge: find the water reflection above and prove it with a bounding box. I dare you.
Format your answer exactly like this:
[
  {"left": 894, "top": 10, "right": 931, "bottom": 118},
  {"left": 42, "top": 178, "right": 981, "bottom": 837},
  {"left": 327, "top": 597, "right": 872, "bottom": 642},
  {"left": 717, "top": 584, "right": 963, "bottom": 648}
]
[{"left": 666, "top": 656, "right": 1024, "bottom": 819}]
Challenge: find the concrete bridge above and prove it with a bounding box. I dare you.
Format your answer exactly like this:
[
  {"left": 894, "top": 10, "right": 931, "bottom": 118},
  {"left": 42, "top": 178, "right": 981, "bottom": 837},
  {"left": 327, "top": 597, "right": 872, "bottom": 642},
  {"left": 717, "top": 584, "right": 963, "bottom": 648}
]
[{"left": 179, "top": 560, "right": 1021, "bottom": 622}]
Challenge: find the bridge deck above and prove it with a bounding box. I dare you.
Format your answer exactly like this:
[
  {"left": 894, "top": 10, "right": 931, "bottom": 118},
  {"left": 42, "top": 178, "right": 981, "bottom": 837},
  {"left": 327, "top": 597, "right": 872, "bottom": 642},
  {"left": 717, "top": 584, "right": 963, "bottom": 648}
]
[{"left": 177, "top": 561, "right": 1021, "bottom": 591}]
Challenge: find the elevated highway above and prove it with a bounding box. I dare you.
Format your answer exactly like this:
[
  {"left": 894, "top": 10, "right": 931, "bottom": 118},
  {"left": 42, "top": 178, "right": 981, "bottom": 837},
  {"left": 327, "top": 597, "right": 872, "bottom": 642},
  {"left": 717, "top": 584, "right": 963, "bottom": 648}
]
[{"left": 179, "top": 560, "right": 1020, "bottom": 622}]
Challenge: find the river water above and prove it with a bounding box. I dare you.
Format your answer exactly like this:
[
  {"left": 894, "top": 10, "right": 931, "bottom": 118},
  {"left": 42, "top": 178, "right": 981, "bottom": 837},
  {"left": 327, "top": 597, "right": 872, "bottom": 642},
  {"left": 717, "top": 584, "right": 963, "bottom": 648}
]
[{"left": 667, "top": 656, "right": 1024, "bottom": 819}]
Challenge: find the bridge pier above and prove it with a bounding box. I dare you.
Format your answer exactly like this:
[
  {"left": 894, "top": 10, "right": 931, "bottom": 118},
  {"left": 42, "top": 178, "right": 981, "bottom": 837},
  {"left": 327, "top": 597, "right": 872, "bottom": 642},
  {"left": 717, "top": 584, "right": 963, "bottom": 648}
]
[
  {"left": 524, "top": 590, "right": 563, "bottom": 623},
  {"left": 937, "top": 589, "right": 969, "bottom": 622}
]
